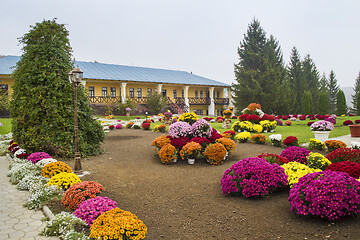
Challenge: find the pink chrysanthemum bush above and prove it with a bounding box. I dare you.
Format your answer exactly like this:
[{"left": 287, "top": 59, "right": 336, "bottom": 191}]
[
  {"left": 221, "top": 157, "right": 288, "bottom": 198},
  {"left": 27, "top": 152, "right": 52, "bottom": 164},
  {"left": 288, "top": 171, "right": 360, "bottom": 220},
  {"left": 280, "top": 146, "right": 310, "bottom": 164},
  {"left": 74, "top": 196, "right": 117, "bottom": 226}
]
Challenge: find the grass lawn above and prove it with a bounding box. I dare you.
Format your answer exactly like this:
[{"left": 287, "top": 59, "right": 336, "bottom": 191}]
[{"left": 0, "top": 118, "right": 12, "bottom": 134}]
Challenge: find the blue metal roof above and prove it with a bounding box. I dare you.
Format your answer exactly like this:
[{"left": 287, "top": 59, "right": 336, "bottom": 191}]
[{"left": 0, "top": 55, "right": 230, "bottom": 87}]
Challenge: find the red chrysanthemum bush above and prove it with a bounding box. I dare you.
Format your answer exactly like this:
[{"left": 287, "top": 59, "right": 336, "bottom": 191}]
[
  {"left": 326, "top": 161, "right": 360, "bottom": 178},
  {"left": 257, "top": 153, "right": 289, "bottom": 165},
  {"left": 343, "top": 120, "right": 354, "bottom": 125},
  {"left": 141, "top": 122, "right": 150, "bottom": 130},
  {"left": 61, "top": 181, "right": 104, "bottom": 210},
  {"left": 326, "top": 148, "right": 360, "bottom": 163},
  {"left": 282, "top": 136, "right": 299, "bottom": 147}
]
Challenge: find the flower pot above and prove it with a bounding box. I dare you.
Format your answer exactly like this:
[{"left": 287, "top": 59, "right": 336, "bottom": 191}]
[
  {"left": 349, "top": 125, "right": 360, "bottom": 137},
  {"left": 126, "top": 112, "right": 130, "bottom": 117},
  {"left": 188, "top": 158, "right": 195, "bottom": 165},
  {"left": 172, "top": 158, "right": 177, "bottom": 163},
  {"left": 313, "top": 131, "right": 330, "bottom": 142}
]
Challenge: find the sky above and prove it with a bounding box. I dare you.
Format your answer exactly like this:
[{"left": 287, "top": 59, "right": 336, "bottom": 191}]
[{"left": 1, "top": 0, "right": 360, "bottom": 88}]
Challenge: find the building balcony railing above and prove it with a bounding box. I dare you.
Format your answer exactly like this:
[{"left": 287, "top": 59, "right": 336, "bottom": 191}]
[
  {"left": 188, "top": 97, "right": 211, "bottom": 105},
  {"left": 88, "top": 96, "right": 121, "bottom": 104},
  {"left": 214, "top": 98, "right": 229, "bottom": 105}
]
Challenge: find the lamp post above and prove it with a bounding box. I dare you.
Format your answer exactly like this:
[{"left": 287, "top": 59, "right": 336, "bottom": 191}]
[{"left": 68, "top": 67, "right": 83, "bottom": 173}]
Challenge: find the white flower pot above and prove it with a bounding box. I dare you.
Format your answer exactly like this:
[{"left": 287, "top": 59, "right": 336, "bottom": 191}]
[
  {"left": 188, "top": 158, "right": 195, "bottom": 165},
  {"left": 172, "top": 158, "right": 177, "bottom": 163},
  {"left": 313, "top": 131, "right": 330, "bottom": 142},
  {"left": 263, "top": 130, "right": 267, "bottom": 133}
]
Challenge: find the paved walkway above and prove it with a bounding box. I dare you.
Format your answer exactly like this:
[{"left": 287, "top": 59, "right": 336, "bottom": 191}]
[{"left": 0, "top": 156, "right": 57, "bottom": 240}]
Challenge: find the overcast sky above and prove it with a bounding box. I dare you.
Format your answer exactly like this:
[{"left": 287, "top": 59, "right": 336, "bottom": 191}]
[{"left": 1, "top": 0, "right": 360, "bottom": 87}]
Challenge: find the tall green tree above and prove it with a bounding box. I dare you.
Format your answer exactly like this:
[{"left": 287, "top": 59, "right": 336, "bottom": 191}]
[
  {"left": 318, "top": 92, "right": 329, "bottom": 115},
  {"left": 287, "top": 47, "right": 305, "bottom": 113},
  {"left": 351, "top": 72, "right": 360, "bottom": 114},
  {"left": 336, "top": 90, "right": 347, "bottom": 115},
  {"left": 319, "top": 73, "right": 329, "bottom": 93},
  {"left": 232, "top": 19, "right": 286, "bottom": 114},
  {"left": 11, "top": 19, "right": 104, "bottom": 157},
  {"left": 302, "top": 91, "right": 313, "bottom": 115},
  {"left": 302, "top": 55, "right": 320, "bottom": 111},
  {"left": 328, "top": 70, "right": 340, "bottom": 114}
]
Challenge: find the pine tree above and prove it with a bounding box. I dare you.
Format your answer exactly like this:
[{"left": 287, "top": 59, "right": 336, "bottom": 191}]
[
  {"left": 319, "top": 73, "right": 329, "bottom": 93},
  {"left": 11, "top": 19, "right": 104, "bottom": 157},
  {"left": 302, "top": 91, "right": 313, "bottom": 115},
  {"left": 336, "top": 90, "right": 347, "bottom": 115},
  {"left": 357, "top": 92, "right": 360, "bottom": 116},
  {"left": 302, "top": 55, "right": 320, "bottom": 112},
  {"left": 287, "top": 47, "right": 305, "bottom": 113},
  {"left": 318, "top": 92, "right": 329, "bottom": 115},
  {"left": 328, "top": 70, "right": 340, "bottom": 114},
  {"left": 351, "top": 72, "right": 360, "bottom": 114},
  {"left": 232, "top": 19, "right": 286, "bottom": 114}
]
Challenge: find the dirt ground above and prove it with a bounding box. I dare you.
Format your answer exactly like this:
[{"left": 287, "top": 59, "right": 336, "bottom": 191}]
[{"left": 71, "top": 129, "right": 360, "bottom": 240}]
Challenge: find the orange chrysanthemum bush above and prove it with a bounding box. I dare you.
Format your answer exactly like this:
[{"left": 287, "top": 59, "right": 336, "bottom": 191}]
[
  {"left": 251, "top": 134, "right": 266, "bottom": 144},
  {"left": 324, "top": 140, "right": 347, "bottom": 152},
  {"left": 151, "top": 134, "right": 171, "bottom": 151},
  {"left": 89, "top": 207, "right": 147, "bottom": 240},
  {"left": 158, "top": 144, "right": 178, "bottom": 164},
  {"left": 216, "top": 137, "right": 236, "bottom": 155},
  {"left": 62, "top": 181, "right": 104, "bottom": 210},
  {"left": 41, "top": 161, "right": 73, "bottom": 178},
  {"left": 180, "top": 142, "right": 202, "bottom": 160},
  {"left": 47, "top": 172, "right": 81, "bottom": 190},
  {"left": 204, "top": 143, "right": 227, "bottom": 165}
]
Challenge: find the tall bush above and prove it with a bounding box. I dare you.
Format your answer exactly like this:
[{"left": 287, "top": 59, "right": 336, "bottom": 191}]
[
  {"left": 11, "top": 19, "right": 104, "bottom": 157},
  {"left": 318, "top": 92, "right": 329, "bottom": 115}
]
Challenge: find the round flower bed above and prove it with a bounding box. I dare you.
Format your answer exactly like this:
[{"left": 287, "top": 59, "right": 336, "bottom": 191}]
[
  {"left": 326, "top": 161, "right": 360, "bottom": 178},
  {"left": 41, "top": 161, "right": 73, "bottom": 178},
  {"left": 89, "top": 207, "right": 147, "bottom": 240},
  {"left": 47, "top": 172, "right": 81, "bottom": 190},
  {"left": 221, "top": 157, "right": 287, "bottom": 197},
  {"left": 326, "top": 148, "right": 360, "bottom": 163},
  {"left": 62, "top": 181, "right": 104, "bottom": 210},
  {"left": 74, "top": 196, "right": 117, "bottom": 226},
  {"left": 288, "top": 171, "right": 360, "bottom": 220},
  {"left": 27, "top": 152, "right": 52, "bottom": 164},
  {"left": 280, "top": 146, "right": 310, "bottom": 164},
  {"left": 204, "top": 143, "right": 227, "bottom": 165}
]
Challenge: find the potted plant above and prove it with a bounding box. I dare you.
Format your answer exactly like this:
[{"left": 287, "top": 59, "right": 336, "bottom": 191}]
[
  {"left": 310, "top": 120, "right": 334, "bottom": 142},
  {"left": 125, "top": 107, "right": 131, "bottom": 117},
  {"left": 349, "top": 124, "right": 360, "bottom": 137},
  {"left": 180, "top": 142, "right": 202, "bottom": 164}
]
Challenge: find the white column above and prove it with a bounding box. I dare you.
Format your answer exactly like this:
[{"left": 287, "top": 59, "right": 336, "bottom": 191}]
[
  {"left": 184, "top": 86, "right": 190, "bottom": 112},
  {"left": 80, "top": 80, "right": 86, "bottom": 88},
  {"left": 157, "top": 84, "right": 163, "bottom": 95},
  {"left": 121, "top": 83, "right": 127, "bottom": 103},
  {"left": 208, "top": 87, "right": 215, "bottom": 116}
]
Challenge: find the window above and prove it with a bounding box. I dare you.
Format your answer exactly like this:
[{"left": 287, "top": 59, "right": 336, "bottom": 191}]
[
  {"left": 147, "top": 88, "right": 152, "bottom": 97},
  {"left": 102, "top": 87, "right": 107, "bottom": 97},
  {"left": 195, "top": 90, "right": 198, "bottom": 99},
  {"left": 110, "top": 87, "right": 116, "bottom": 97},
  {"left": 213, "top": 91, "right": 216, "bottom": 99},
  {"left": 154, "top": 89, "right": 158, "bottom": 95},
  {"left": 217, "top": 108, "right": 220, "bottom": 116},
  {"left": 162, "top": 89, "right": 167, "bottom": 97},
  {"left": 137, "top": 88, "right": 142, "bottom": 98},
  {"left": 88, "top": 86, "right": 95, "bottom": 97},
  {"left": 182, "top": 90, "right": 184, "bottom": 98},
  {"left": 217, "top": 91, "right": 220, "bottom": 99},
  {"left": 195, "top": 109, "right": 203, "bottom": 115},
  {"left": 129, "top": 88, "right": 134, "bottom": 98},
  {"left": 200, "top": 90, "right": 203, "bottom": 99},
  {"left": 173, "top": 90, "right": 177, "bottom": 99},
  {"left": 206, "top": 91, "right": 210, "bottom": 98}
]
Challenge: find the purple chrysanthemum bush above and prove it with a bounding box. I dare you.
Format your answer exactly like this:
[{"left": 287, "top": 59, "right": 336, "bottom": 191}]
[
  {"left": 280, "top": 146, "right": 310, "bottom": 164},
  {"left": 221, "top": 157, "right": 288, "bottom": 198},
  {"left": 288, "top": 171, "right": 360, "bottom": 220}
]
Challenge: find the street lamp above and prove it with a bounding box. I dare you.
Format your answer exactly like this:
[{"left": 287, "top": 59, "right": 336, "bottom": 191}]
[{"left": 69, "top": 67, "right": 83, "bottom": 173}]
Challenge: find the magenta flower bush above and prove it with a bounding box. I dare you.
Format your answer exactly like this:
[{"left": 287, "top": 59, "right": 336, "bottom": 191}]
[
  {"left": 168, "top": 122, "right": 191, "bottom": 138},
  {"left": 74, "top": 196, "right": 117, "bottom": 226},
  {"left": 190, "top": 119, "right": 212, "bottom": 138},
  {"left": 288, "top": 171, "right": 360, "bottom": 220},
  {"left": 280, "top": 146, "right": 310, "bottom": 164},
  {"left": 27, "top": 152, "right": 52, "bottom": 164},
  {"left": 221, "top": 157, "right": 288, "bottom": 198},
  {"left": 115, "top": 124, "right": 123, "bottom": 129},
  {"left": 324, "top": 117, "right": 336, "bottom": 125}
]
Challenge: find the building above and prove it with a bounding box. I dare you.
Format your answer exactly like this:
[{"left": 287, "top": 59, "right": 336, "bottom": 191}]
[{"left": 0, "top": 55, "right": 231, "bottom": 116}]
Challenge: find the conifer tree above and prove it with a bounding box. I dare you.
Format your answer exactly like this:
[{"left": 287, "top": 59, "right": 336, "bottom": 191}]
[
  {"left": 302, "top": 55, "right": 320, "bottom": 111},
  {"left": 302, "top": 91, "right": 313, "bottom": 115},
  {"left": 319, "top": 73, "right": 329, "bottom": 93},
  {"left": 336, "top": 90, "right": 347, "bottom": 116},
  {"left": 287, "top": 47, "right": 305, "bottom": 113},
  {"left": 351, "top": 72, "right": 360, "bottom": 114},
  {"left": 11, "top": 19, "right": 104, "bottom": 157},
  {"left": 318, "top": 92, "right": 329, "bottom": 115},
  {"left": 328, "top": 70, "right": 340, "bottom": 114}
]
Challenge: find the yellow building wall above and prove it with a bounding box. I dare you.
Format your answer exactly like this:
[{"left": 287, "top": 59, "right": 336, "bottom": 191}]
[{"left": 0, "top": 75, "right": 14, "bottom": 94}]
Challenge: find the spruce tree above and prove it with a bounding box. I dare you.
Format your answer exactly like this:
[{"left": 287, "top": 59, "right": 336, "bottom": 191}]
[
  {"left": 302, "top": 55, "right": 320, "bottom": 112},
  {"left": 302, "top": 91, "right": 313, "bottom": 115},
  {"left": 336, "top": 90, "right": 347, "bottom": 116},
  {"left": 11, "top": 19, "right": 104, "bottom": 157},
  {"left": 318, "top": 92, "right": 329, "bottom": 115},
  {"left": 319, "top": 73, "right": 329, "bottom": 93},
  {"left": 328, "top": 70, "right": 340, "bottom": 114},
  {"left": 351, "top": 72, "right": 360, "bottom": 114},
  {"left": 357, "top": 92, "right": 360, "bottom": 116},
  {"left": 287, "top": 47, "right": 305, "bottom": 113}
]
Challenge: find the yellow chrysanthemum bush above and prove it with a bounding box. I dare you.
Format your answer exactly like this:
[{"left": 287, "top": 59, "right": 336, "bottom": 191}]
[
  {"left": 89, "top": 207, "right": 147, "bottom": 240},
  {"left": 306, "top": 152, "right": 331, "bottom": 171},
  {"left": 252, "top": 124, "right": 263, "bottom": 133},
  {"left": 151, "top": 134, "right": 171, "bottom": 151},
  {"left": 307, "top": 138, "right": 324, "bottom": 150},
  {"left": 177, "top": 112, "right": 198, "bottom": 125},
  {"left": 234, "top": 132, "right": 251, "bottom": 143},
  {"left": 47, "top": 172, "right": 81, "bottom": 190},
  {"left": 180, "top": 142, "right": 202, "bottom": 160},
  {"left": 204, "top": 143, "right": 227, "bottom": 165},
  {"left": 216, "top": 137, "right": 236, "bottom": 156},
  {"left": 158, "top": 144, "right": 178, "bottom": 164},
  {"left": 281, "top": 162, "right": 322, "bottom": 188},
  {"left": 41, "top": 161, "right": 73, "bottom": 178}
]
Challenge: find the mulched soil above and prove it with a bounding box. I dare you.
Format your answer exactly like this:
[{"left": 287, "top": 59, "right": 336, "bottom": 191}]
[{"left": 55, "top": 129, "right": 360, "bottom": 240}]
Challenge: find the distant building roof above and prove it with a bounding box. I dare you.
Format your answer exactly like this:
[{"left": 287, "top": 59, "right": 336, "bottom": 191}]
[{"left": 0, "top": 55, "right": 230, "bottom": 87}]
